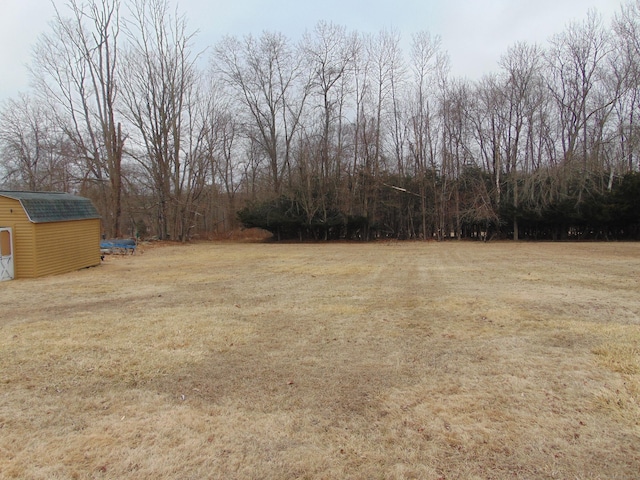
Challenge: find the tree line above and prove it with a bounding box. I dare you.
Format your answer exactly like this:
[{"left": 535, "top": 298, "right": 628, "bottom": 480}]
[{"left": 1, "top": 0, "right": 639, "bottom": 241}]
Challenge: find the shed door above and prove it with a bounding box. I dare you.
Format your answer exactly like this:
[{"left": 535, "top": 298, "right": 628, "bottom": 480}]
[{"left": 0, "top": 228, "right": 14, "bottom": 281}]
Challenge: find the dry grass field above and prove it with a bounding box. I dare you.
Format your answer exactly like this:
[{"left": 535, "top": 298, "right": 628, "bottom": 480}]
[{"left": 0, "top": 241, "right": 639, "bottom": 479}]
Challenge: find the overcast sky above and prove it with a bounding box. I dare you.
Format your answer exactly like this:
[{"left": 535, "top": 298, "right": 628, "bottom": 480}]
[{"left": 0, "top": 0, "right": 624, "bottom": 103}]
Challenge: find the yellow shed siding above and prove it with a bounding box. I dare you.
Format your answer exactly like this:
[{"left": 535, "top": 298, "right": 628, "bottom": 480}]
[
  {"left": 0, "top": 196, "right": 101, "bottom": 278},
  {"left": 0, "top": 196, "right": 37, "bottom": 279},
  {"left": 33, "top": 219, "right": 101, "bottom": 277}
]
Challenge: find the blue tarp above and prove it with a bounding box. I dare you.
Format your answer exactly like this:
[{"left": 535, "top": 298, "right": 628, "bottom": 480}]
[{"left": 100, "top": 238, "right": 136, "bottom": 254}]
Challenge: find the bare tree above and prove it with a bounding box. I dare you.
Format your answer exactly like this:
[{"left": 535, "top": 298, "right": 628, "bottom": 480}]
[
  {"left": 31, "top": 0, "right": 125, "bottom": 237},
  {"left": 408, "top": 31, "right": 447, "bottom": 239},
  {"left": 121, "top": 0, "right": 202, "bottom": 240},
  {"left": 544, "top": 11, "right": 617, "bottom": 202},
  {"left": 0, "top": 94, "right": 76, "bottom": 191},
  {"left": 1, "top": 95, "right": 47, "bottom": 190},
  {"left": 365, "top": 29, "right": 405, "bottom": 232},
  {"left": 301, "top": 22, "right": 358, "bottom": 235},
  {"left": 614, "top": 0, "right": 640, "bottom": 173},
  {"left": 214, "top": 31, "right": 308, "bottom": 195},
  {"left": 201, "top": 84, "right": 243, "bottom": 231},
  {"left": 442, "top": 79, "right": 478, "bottom": 239},
  {"left": 499, "top": 42, "right": 545, "bottom": 239}
]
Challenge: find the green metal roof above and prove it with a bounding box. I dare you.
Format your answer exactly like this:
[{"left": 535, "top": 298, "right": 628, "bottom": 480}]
[{"left": 0, "top": 191, "right": 100, "bottom": 223}]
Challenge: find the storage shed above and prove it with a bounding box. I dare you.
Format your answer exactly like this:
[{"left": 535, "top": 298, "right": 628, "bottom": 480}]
[{"left": 0, "top": 191, "right": 101, "bottom": 279}]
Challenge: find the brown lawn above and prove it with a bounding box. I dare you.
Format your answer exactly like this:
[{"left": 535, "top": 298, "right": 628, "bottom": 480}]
[{"left": 0, "top": 241, "right": 639, "bottom": 479}]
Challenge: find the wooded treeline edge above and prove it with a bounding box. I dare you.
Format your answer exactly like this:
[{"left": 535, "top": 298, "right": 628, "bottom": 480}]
[{"left": 1, "top": 0, "right": 639, "bottom": 241}]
